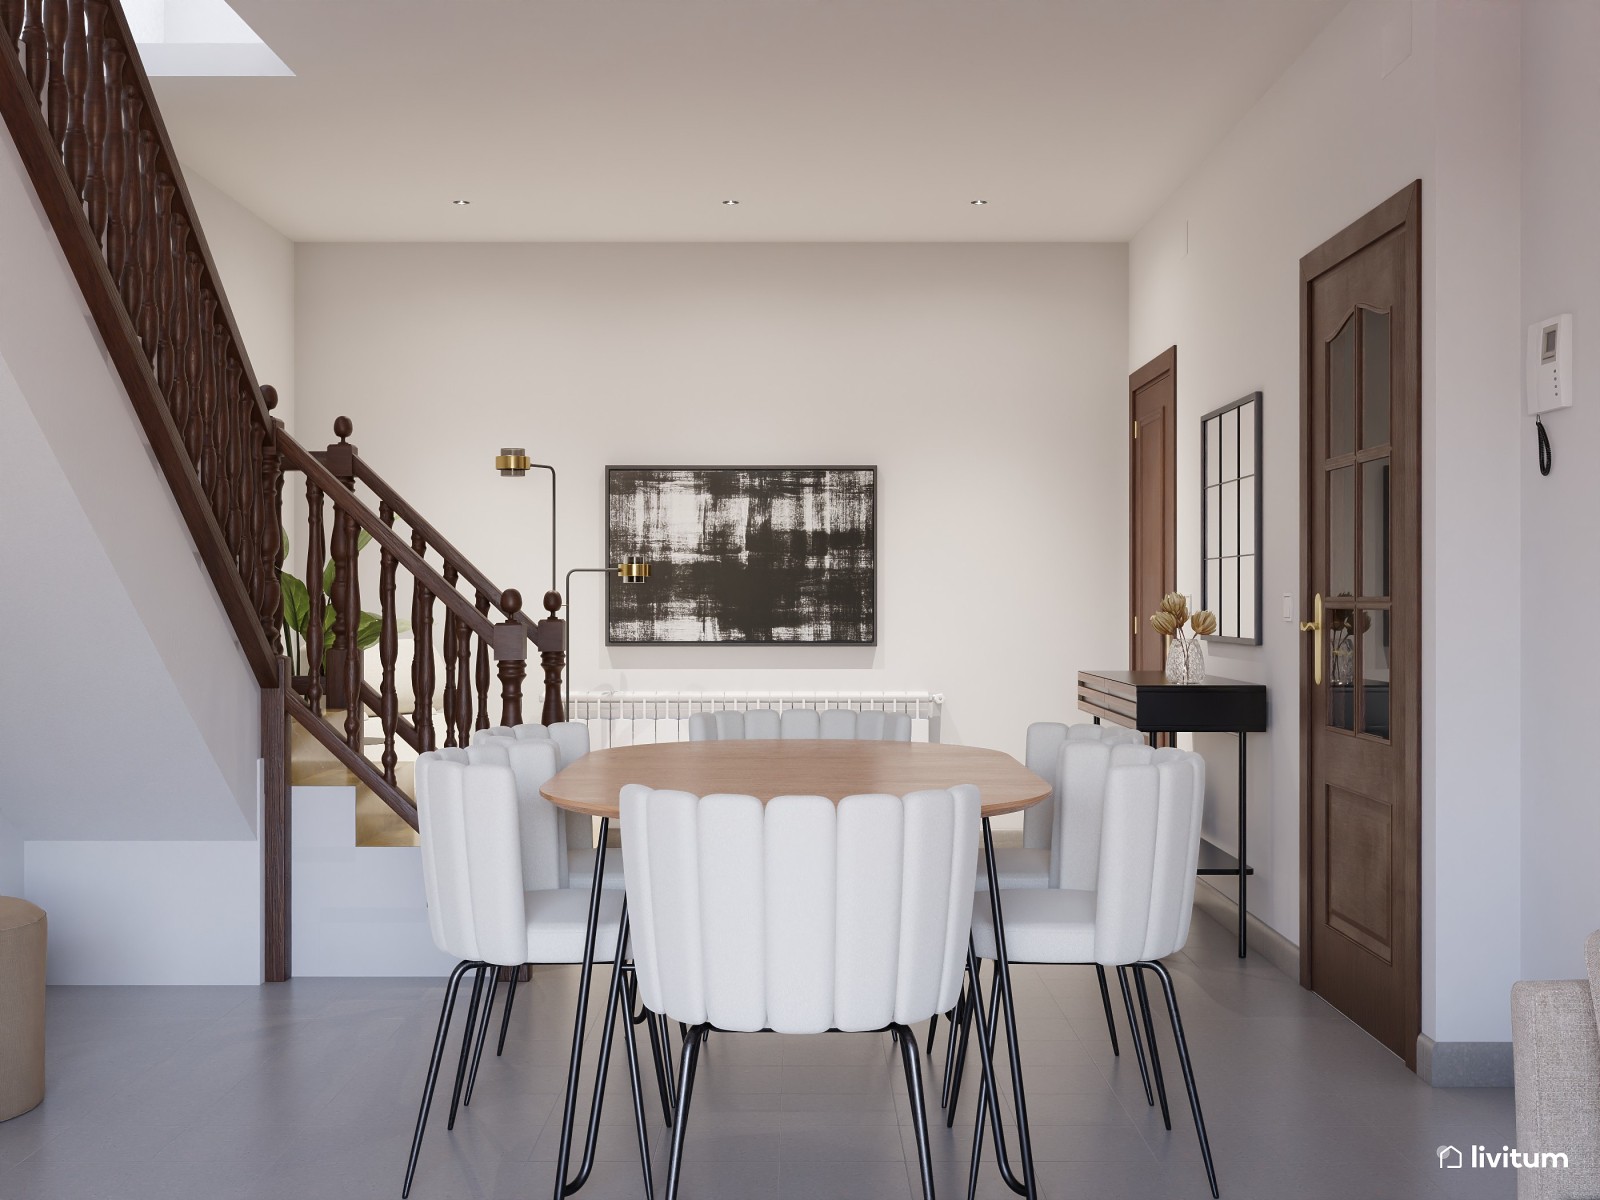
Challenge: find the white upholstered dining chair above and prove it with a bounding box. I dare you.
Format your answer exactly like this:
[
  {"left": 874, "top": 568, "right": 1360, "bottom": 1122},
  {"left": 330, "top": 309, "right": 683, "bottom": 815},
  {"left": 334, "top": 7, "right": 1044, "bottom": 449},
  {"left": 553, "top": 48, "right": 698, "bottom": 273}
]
[
  {"left": 943, "top": 721, "right": 1148, "bottom": 1102},
  {"left": 967, "top": 743, "right": 1219, "bottom": 1198},
  {"left": 686, "top": 706, "right": 912, "bottom": 741},
  {"left": 472, "top": 721, "right": 621, "bottom": 889},
  {"left": 406, "top": 751, "right": 653, "bottom": 1200},
  {"left": 621, "top": 784, "right": 981, "bottom": 1200}
]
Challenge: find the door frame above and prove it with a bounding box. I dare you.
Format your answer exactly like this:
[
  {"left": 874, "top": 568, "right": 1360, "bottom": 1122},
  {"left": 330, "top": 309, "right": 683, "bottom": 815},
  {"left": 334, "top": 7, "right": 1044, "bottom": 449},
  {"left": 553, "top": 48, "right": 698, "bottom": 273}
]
[
  {"left": 1297, "top": 181, "right": 1422, "bottom": 1066},
  {"left": 1129, "top": 346, "right": 1177, "bottom": 667}
]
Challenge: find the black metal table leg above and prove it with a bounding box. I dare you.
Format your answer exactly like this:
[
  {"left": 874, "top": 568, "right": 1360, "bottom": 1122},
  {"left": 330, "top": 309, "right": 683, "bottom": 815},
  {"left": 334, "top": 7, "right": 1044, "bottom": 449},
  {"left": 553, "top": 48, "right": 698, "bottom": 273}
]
[
  {"left": 551, "top": 819, "right": 610, "bottom": 1200},
  {"left": 1237, "top": 732, "right": 1248, "bottom": 958},
  {"left": 974, "top": 818, "right": 1038, "bottom": 1199}
]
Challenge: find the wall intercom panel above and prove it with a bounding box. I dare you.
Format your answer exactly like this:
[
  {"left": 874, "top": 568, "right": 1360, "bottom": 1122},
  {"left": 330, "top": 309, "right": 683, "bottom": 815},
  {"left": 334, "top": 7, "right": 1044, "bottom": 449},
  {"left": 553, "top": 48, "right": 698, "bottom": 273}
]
[{"left": 1527, "top": 313, "right": 1573, "bottom": 415}]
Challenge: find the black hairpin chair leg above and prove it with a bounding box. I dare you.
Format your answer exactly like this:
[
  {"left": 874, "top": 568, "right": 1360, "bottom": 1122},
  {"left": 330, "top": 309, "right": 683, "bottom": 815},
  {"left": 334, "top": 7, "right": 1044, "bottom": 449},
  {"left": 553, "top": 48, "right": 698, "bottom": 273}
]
[
  {"left": 662, "top": 1025, "right": 707, "bottom": 1200},
  {"left": 896, "top": 1025, "right": 937, "bottom": 1200},
  {"left": 940, "top": 984, "right": 965, "bottom": 1110},
  {"left": 1141, "top": 961, "right": 1219, "bottom": 1199},
  {"left": 1094, "top": 965, "right": 1120, "bottom": 1056},
  {"left": 1132, "top": 966, "right": 1171, "bottom": 1129},
  {"left": 447, "top": 965, "right": 489, "bottom": 1130},
  {"left": 463, "top": 972, "right": 500, "bottom": 1106},
  {"left": 402, "top": 959, "right": 476, "bottom": 1199},
  {"left": 1115, "top": 966, "right": 1155, "bottom": 1108},
  {"left": 496, "top": 971, "right": 520, "bottom": 1056}
]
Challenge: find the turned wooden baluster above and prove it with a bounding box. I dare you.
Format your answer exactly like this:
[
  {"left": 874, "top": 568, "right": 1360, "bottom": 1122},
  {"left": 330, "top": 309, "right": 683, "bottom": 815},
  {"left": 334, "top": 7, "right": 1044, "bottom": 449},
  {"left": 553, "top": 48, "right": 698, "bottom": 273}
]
[
  {"left": 19, "top": 0, "right": 47, "bottom": 101},
  {"left": 246, "top": 412, "right": 270, "bottom": 622},
  {"left": 378, "top": 501, "right": 399, "bottom": 783},
  {"left": 341, "top": 507, "right": 363, "bottom": 753},
  {"left": 208, "top": 320, "right": 229, "bottom": 519},
  {"left": 180, "top": 252, "right": 204, "bottom": 465},
  {"left": 221, "top": 352, "right": 243, "bottom": 556},
  {"left": 455, "top": 616, "right": 473, "bottom": 742},
  {"left": 81, "top": 2, "right": 107, "bottom": 235},
  {"left": 474, "top": 589, "right": 491, "bottom": 732},
  {"left": 1, "top": 0, "right": 20, "bottom": 63},
  {"left": 152, "top": 174, "right": 175, "bottom": 399},
  {"left": 260, "top": 386, "right": 283, "bottom": 654},
  {"left": 133, "top": 130, "right": 158, "bottom": 353},
  {"left": 304, "top": 479, "right": 325, "bottom": 713},
  {"left": 115, "top": 83, "right": 140, "bottom": 305},
  {"left": 410, "top": 528, "right": 436, "bottom": 752},
  {"left": 326, "top": 499, "right": 351, "bottom": 711},
  {"left": 99, "top": 47, "right": 126, "bottom": 258},
  {"left": 60, "top": 0, "right": 86, "bottom": 196},
  {"left": 495, "top": 589, "right": 526, "bottom": 728},
  {"left": 441, "top": 564, "right": 459, "bottom": 746},
  {"left": 42, "top": 0, "right": 66, "bottom": 145},
  {"left": 167, "top": 216, "right": 192, "bottom": 443},
  {"left": 195, "top": 290, "right": 218, "bottom": 495}
]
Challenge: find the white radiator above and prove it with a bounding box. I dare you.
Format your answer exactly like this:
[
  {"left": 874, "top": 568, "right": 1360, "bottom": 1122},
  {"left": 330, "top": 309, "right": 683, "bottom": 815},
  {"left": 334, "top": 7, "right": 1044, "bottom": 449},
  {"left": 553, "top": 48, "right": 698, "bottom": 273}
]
[{"left": 567, "top": 690, "right": 944, "bottom": 748}]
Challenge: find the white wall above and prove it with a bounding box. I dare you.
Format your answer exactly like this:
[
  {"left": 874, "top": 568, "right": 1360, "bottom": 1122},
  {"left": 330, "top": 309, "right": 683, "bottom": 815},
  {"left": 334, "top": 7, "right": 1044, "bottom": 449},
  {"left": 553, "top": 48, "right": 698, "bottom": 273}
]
[
  {"left": 0, "top": 811, "right": 22, "bottom": 897},
  {"left": 24, "top": 839, "right": 261, "bottom": 984},
  {"left": 187, "top": 173, "right": 296, "bottom": 436},
  {"left": 1519, "top": 0, "right": 1600, "bottom": 983},
  {"left": 0, "top": 103, "right": 266, "bottom": 982},
  {"left": 1128, "top": 0, "right": 1522, "bottom": 1044},
  {"left": 295, "top": 243, "right": 1130, "bottom": 758}
]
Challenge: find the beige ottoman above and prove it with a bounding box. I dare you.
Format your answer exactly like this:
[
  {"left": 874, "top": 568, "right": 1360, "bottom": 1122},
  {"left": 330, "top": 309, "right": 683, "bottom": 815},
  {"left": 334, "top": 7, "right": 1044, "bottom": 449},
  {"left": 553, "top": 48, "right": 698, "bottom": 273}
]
[{"left": 0, "top": 898, "right": 45, "bottom": 1120}]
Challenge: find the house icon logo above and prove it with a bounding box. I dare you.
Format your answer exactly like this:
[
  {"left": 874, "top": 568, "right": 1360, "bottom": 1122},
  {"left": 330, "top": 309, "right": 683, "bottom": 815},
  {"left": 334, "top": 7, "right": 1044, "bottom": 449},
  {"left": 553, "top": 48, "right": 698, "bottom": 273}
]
[{"left": 1438, "top": 1145, "right": 1463, "bottom": 1169}]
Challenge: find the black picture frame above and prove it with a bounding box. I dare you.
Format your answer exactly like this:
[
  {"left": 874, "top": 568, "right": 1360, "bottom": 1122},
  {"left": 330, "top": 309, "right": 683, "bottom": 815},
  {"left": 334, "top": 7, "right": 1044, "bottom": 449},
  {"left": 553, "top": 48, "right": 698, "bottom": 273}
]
[
  {"left": 604, "top": 465, "right": 878, "bottom": 646},
  {"left": 1200, "top": 393, "right": 1263, "bottom": 645}
]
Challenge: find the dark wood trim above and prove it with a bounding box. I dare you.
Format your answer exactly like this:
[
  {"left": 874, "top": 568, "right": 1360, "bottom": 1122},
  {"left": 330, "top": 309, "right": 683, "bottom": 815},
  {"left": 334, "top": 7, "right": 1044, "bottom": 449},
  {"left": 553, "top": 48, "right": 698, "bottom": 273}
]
[
  {"left": 281, "top": 436, "right": 498, "bottom": 644},
  {"left": 1298, "top": 179, "right": 1422, "bottom": 1067},
  {"left": 0, "top": 39, "right": 276, "bottom": 685},
  {"left": 1128, "top": 346, "right": 1178, "bottom": 666},
  {"left": 284, "top": 689, "right": 419, "bottom": 828},
  {"left": 263, "top": 657, "right": 290, "bottom": 982},
  {"left": 354, "top": 457, "right": 539, "bottom": 637}
]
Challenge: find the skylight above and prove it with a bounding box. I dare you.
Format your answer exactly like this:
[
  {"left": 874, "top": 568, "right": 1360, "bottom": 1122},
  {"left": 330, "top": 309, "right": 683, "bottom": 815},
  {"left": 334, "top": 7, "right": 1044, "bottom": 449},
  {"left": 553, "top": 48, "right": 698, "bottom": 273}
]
[{"left": 123, "top": 0, "right": 292, "bottom": 77}]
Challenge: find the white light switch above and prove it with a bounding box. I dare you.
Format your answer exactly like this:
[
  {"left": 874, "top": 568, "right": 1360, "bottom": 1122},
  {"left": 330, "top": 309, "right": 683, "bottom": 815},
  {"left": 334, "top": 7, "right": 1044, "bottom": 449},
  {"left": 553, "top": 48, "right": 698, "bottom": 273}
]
[{"left": 1282, "top": 594, "right": 1294, "bottom": 621}]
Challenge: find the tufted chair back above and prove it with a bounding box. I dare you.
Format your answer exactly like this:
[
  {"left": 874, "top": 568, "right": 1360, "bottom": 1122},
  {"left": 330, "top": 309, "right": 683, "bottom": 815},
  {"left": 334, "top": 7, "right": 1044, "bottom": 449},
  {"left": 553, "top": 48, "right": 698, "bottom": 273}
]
[
  {"left": 472, "top": 722, "right": 593, "bottom": 853},
  {"left": 457, "top": 738, "right": 568, "bottom": 890},
  {"left": 1021, "top": 722, "right": 1146, "bottom": 866},
  {"left": 414, "top": 755, "right": 528, "bottom": 967},
  {"left": 622, "top": 786, "right": 980, "bottom": 1034},
  {"left": 688, "top": 708, "right": 912, "bottom": 743},
  {"left": 1090, "top": 747, "right": 1205, "bottom": 964}
]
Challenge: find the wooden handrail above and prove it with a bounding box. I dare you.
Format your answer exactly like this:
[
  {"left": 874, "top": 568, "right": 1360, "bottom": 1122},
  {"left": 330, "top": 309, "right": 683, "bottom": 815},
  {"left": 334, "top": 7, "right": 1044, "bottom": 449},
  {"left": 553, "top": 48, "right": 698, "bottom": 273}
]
[
  {"left": 279, "top": 435, "right": 501, "bottom": 645},
  {"left": 284, "top": 689, "right": 417, "bottom": 828},
  {"left": 0, "top": 0, "right": 280, "bottom": 685}
]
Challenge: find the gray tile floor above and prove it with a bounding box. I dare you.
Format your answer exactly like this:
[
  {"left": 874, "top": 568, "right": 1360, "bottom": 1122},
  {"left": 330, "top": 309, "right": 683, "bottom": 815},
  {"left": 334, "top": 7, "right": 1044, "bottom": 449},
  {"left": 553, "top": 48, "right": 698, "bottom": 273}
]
[{"left": 0, "top": 910, "right": 1517, "bottom": 1200}]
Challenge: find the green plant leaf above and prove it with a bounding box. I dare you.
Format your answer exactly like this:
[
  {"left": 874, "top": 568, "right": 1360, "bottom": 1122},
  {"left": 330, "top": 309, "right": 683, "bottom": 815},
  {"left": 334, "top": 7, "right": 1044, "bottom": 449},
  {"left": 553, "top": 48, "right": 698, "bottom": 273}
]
[
  {"left": 355, "top": 610, "right": 384, "bottom": 651},
  {"left": 280, "top": 571, "right": 310, "bottom": 637}
]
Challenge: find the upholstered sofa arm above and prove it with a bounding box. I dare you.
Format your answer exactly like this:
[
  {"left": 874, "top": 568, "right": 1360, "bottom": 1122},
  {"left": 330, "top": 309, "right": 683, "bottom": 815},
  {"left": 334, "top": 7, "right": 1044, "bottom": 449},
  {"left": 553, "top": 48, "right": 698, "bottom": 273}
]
[{"left": 1512, "top": 978, "right": 1600, "bottom": 1199}]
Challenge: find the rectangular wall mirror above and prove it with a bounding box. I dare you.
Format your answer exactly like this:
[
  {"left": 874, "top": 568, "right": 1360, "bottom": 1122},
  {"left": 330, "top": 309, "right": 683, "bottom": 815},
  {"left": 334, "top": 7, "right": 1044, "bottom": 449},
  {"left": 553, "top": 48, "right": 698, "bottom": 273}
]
[{"left": 1201, "top": 392, "right": 1262, "bottom": 644}]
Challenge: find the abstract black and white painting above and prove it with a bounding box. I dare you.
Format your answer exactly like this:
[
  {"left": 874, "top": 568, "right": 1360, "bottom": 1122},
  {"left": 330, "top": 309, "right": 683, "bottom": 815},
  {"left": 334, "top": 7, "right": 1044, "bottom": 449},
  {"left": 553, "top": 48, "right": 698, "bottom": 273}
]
[{"left": 606, "top": 466, "right": 877, "bottom": 645}]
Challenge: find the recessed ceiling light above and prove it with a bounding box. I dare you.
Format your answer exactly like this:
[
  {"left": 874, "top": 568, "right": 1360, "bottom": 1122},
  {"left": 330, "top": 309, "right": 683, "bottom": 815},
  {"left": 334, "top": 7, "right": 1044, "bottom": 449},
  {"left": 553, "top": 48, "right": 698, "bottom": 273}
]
[
  {"left": 451, "top": 199, "right": 471, "bottom": 206},
  {"left": 970, "top": 199, "right": 989, "bottom": 206},
  {"left": 722, "top": 199, "right": 740, "bottom": 206}
]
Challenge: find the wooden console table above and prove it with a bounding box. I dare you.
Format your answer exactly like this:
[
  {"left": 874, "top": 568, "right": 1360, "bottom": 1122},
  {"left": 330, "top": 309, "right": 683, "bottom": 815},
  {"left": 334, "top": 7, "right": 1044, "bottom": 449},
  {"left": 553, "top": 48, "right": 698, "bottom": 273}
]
[{"left": 1077, "top": 669, "right": 1268, "bottom": 958}]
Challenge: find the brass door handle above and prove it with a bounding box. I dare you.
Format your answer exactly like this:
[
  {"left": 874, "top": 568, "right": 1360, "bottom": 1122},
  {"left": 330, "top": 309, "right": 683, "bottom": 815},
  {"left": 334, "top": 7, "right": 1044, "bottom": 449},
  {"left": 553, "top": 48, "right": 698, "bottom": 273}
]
[{"left": 1299, "top": 593, "right": 1323, "bottom": 685}]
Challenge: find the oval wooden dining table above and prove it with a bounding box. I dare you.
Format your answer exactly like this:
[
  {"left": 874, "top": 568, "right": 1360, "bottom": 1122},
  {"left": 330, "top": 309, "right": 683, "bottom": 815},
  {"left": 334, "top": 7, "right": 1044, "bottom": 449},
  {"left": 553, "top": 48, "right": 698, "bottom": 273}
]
[{"left": 540, "top": 739, "right": 1049, "bottom": 1200}]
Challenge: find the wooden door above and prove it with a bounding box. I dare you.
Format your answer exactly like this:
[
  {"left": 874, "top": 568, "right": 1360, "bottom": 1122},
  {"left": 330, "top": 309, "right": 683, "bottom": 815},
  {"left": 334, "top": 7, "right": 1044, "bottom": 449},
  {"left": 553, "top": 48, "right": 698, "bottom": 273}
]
[
  {"left": 1300, "top": 182, "right": 1421, "bottom": 1067},
  {"left": 1129, "top": 348, "right": 1177, "bottom": 671}
]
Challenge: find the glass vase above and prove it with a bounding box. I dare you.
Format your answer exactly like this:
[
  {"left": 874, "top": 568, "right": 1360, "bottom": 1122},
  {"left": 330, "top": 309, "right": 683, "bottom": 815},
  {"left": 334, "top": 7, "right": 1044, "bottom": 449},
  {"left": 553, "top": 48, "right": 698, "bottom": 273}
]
[{"left": 1164, "top": 637, "right": 1206, "bottom": 685}]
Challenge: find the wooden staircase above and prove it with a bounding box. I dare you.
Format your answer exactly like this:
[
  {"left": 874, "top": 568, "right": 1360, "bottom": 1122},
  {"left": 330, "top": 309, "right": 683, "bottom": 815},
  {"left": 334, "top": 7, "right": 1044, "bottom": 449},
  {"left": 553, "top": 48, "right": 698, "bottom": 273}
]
[{"left": 0, "top": 0, "right": 568, "bottom": 977}]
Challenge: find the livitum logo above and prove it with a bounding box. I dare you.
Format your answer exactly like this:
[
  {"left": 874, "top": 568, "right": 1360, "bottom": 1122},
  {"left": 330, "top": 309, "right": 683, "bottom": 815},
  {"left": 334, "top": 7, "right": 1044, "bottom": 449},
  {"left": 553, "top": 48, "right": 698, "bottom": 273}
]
[{"left": 1437, "top": 1144, "right": 1570, "bottom": 1170}]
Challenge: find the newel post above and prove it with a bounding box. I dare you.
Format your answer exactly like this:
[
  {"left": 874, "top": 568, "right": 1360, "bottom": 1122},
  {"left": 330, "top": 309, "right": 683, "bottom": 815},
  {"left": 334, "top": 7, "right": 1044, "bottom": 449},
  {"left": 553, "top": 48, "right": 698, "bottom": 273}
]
[
  {"left": 321, "top": 417, "right": 362, "bottom": 742},
  {"left": 493, "top": 590, "right": 528, "bottom": 728},
  {"left": 533, "top": 589, "right": 566, "bottom": 725}
]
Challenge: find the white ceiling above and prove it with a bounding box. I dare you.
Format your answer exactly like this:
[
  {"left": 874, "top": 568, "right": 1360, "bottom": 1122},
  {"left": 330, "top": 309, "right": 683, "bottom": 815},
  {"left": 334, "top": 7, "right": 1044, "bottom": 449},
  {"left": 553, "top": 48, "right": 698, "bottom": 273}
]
[{"left": 151, "top": 0, "right": 1345, "bottom": 242}]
